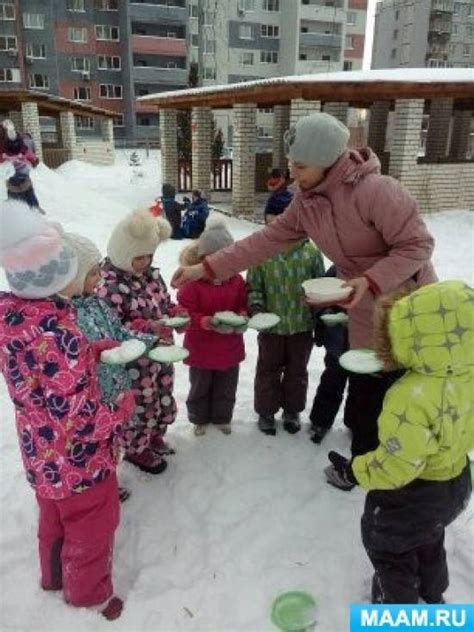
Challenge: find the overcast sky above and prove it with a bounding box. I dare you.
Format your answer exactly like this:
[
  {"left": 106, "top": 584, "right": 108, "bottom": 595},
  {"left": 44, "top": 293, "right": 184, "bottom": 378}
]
[{"left": 363, "top": 0, "right": 377, "bottom": 69}]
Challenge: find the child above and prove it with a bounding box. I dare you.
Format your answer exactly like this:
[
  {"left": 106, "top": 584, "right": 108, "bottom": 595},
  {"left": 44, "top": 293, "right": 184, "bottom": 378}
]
[
  {"left": 247, "top": 205, "right": 325, "bottom": 436},
  {"left": 64, "top": 232, "right": 158, "bottom": 499},
  {"left": 177, "top": 218, "right": 247, "bottom": 436},
  {"left": 309, "top": 265, "right": 349, "bottom": 444},
  {"left": 325, "top": 281, "right": 473, "bottom": 603},
  {"left": 162, "top": 183, "right": 185, "bottom": 239},
  {"left": 98, "top": 209, "right": 181, "bottom": 474},
  {"left": 264, "top": 167, "right": 293, "bottom": 217},
  {"left": 0, "top": 201, "right": 134, "bottom": 620},
  {"left": 181, "top": 189, "right": 209, "bottom": 239},
  {"left": 0, "top": 119, "right": 41, "bottom": 210}
]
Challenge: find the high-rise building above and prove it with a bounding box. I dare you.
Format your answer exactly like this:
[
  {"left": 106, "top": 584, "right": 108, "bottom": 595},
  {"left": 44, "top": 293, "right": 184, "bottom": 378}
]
[
  {"left": 0, "top": 0, "right": 188, "bottom": 140},
  {"left": 372, "top": 0, "right": 474, "bottom": 69},
  {"left": 189, "top": 0, "right": 367, "bottom": 148}
]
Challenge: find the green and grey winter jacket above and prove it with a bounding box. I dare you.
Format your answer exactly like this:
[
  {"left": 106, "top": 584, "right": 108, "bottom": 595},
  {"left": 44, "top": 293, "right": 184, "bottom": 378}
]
[
  {"left": 246, "top": 239, "right": 325, "bottom": 336},
  {"left": 353, "top": 280, "right": 474, "bottom": 490}
]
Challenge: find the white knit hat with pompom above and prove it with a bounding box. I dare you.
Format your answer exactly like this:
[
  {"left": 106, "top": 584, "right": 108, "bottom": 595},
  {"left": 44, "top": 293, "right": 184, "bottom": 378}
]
[{"left": 107, "top": 208, "right": 171, "bottom": 272}]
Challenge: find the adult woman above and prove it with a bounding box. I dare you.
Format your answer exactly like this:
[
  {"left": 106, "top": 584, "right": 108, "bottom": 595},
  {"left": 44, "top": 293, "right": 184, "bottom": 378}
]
[{"left": 172, "top": 112, "right": 437, "bottom": 486}]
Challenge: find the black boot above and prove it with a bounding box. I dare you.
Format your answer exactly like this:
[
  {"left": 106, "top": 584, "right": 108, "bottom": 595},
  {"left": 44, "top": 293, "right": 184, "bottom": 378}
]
[
  {"left": 258, "top": 415, "right": 276, "bottom": 436},
  {"left": 310, "top": 424, "right": 330, "bottom": 444},
  {"left": 282, "top": 412, "right": 301, "bottom": 434}
]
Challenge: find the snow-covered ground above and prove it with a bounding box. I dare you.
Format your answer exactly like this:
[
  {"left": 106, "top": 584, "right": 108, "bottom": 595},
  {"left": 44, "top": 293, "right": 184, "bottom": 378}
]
[{"left": 0, "top": 151, "right": 473, "bottom": 632}]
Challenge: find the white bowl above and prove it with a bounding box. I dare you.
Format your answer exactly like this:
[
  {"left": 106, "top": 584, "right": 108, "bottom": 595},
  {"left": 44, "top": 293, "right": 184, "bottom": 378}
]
[{"left": 302, "top": 278, "right": 352, "bottom": 304}]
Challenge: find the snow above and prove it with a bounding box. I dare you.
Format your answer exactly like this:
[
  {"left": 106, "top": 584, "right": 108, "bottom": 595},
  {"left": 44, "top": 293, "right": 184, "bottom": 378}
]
[
  {"left": 0, "top": 152, "right": 473, "bottom": 632},
  {"left": 139, "top": 68, "right": 474, "bottom": 104}
]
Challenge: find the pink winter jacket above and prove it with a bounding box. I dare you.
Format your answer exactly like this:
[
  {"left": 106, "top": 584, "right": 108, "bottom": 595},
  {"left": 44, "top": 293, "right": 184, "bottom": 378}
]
[
  {"left": 205, "top": 149, "right": 437, "bottom": 349},
  {"left": 0, "top": 293, "right": 129, "bottom": 500}
]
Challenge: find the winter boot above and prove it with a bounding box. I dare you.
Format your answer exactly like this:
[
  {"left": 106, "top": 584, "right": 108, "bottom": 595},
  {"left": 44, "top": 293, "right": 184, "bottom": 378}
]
[
  {"left": 282, "top": 412, "right": 301, "bottom": 434},
  {"left": 258, "top": 415, "right": 276, "bottom": 436},
  {"left": 324, "top": 464, "right": 355, "bottom": 491},
  {"left": 124, "top": 448, "right": 168, "bottom": 475},
  {"left": 309, "top": 424, "right": 330, "bottom": 444},
  {"left": 150, "top": 434, "right": 176, "bottom": 456},
  {"left": 194, "top": 423, "right": 207, "bottom": 436},
  {"left": 219, "top": 423, "right": 232, "bottom": 435}
]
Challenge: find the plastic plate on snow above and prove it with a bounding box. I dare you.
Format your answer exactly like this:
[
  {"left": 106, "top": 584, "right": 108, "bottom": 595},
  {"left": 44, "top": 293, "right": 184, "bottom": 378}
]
[
  {"left": 101, "top": 340, "right": 146, "bottom": 365},
  {"left": 213, "top": 311, "right": 248, "bottom": 327},
  {"left": 339, "top": 349, "right": 383, "bottom": 374},
  {"left": 159, "top": 316, "right": 190, "bottom": 329},
  {"left": 302, "top": 278, "right": 352, "bottom": 305},
  {"left": 320, "top": 312, "right": 349, "bottom": 326},
  {"left": 148, "top": 345, "right": 189, "bottom": 364},
  {"left": 271, "top": 591, "right": 318, "bottom": 632},
  {"left": 247, "top": 312, "right": 281, "bottom": 331}
]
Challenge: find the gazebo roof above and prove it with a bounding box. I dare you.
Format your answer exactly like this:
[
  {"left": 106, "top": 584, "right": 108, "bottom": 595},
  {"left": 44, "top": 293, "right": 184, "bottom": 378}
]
[
  {"left": 0, "top": 89, "right": 117, "bottom": 118},
  {"left": 138, "top": 68, "right": 474, "bottom": 110}
]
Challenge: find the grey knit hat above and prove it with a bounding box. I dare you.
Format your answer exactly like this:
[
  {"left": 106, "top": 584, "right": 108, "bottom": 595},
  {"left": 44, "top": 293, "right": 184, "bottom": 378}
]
[
  {"left": 197, "top": 217, "right": 234, "bottom": 257},
  {"left": 64, "top": 232, "right": 102, "bottom": 294},
  {"left": 284, "top": 112, "right": 350, "bottom": 167},
  {"left": 0, "top": 200, "right": 78, "bottom": 299}
]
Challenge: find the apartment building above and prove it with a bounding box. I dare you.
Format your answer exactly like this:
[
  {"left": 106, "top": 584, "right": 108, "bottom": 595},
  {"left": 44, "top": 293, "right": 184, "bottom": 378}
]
[
  {"left": 188, "top": 0, "right": 367, "bottom": 147},
  {"left": 0, "top": 0, "right": 188, "bottom": 140},
  {"left": 372, "top": 0, "right": 474, "bottom": 69}
]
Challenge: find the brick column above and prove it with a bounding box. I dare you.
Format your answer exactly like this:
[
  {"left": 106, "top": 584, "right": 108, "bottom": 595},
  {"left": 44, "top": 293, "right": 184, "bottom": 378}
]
[
  {"left": 272, "top": 104, "right": 291, "bottom": 169},
  {"left": 425, "top": 98, "right": 453, "bottom": 160},
  {"left": 21, "top": 101, "right": 42, "bottom": 160},
  {"left": 101, "top": 117, "right": 114, "bottom": 143},
  {"left": 160, "top": 108, "right": 179, "bottom": 190},
  {"left": 59, "top": 111, "right": 76, "bottom": 151},
  {"left": 8, "top": 110, "right": 23, "bottom": 133},
  {"left": 449, "top": 110, "right": 472, "bottom": 160},
  {"left": 191, "top": 106, "right": 213, "bottom": 200},
  {"left": 389, "top": 99, "right": 424, "bottom": 181},
  {"left": 290, "top": 98, "right": 321, "bottom": 126},
  {"left": 323, "top": 102, "right": 349, "bottom": 124},
  {"left": 232, "top": 103, "right": 256, "bottom": 216}
]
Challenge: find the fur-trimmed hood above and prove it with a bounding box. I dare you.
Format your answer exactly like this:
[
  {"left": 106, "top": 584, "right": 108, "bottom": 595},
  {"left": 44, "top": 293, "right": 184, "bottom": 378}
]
[{"left": 179, "top": 242, "right": 201, "bottom": 267}]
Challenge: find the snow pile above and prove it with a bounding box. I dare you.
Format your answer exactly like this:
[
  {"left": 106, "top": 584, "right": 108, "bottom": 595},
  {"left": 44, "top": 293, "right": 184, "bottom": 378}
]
[{"left": 0, "top": 156, "right": 473, "bottom": 632}]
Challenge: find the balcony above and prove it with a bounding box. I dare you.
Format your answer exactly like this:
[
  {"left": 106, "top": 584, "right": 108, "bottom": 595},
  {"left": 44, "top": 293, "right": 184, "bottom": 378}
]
[
  {"left": 429, "top": 18, "right": 453, "bottom": 35},
  {"left": 299, "top": 31, "right": 342, "bottom": 48},
  {"left": 130, "top": 2, "right": 187, "bottom": 23},
  {"left": 132, "top": 34, "right": 186, "bottom": 56},
  {"left": 132, "top": 65, "right": 188, "bottom": 85},
  {"left": 431, "top": 0, "right": 454, "bottom": 14},
  {"left": 296, "top": 59, "right": 342, "bottom": 73},
  {"left": 300, "top": 3, "right": 346, "bottom": 23}
]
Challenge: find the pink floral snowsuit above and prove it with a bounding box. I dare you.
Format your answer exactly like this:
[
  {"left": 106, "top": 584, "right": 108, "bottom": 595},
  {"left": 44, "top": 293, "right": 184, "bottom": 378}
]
[{"left": 97, "top": 259, "right": 177, "bottom": 456}]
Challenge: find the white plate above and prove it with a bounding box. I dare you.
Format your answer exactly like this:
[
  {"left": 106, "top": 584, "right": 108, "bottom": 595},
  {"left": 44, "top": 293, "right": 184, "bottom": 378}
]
[
  {"left": 213, "top": 311, "right": 248, "bottom": 327},
  {"left": 101, "top": 339, "right": 146, "bottom": 365},
  {"left": 302, "top": 278, "right": 352, "bottom": 304},
  {"left": 148, "top": 345, "right": 189, "bottom": 364},
  {"left": 339, "top": 349, "right": 383, "bottom": 374},
  {"left": 247, "top": 312, "right": 281, "bottom": 331},
  {"left": 320, "top": 312, "right": 349, "bottom": 326},
  {"left": 159, "top": 316, "right": 190, "bottom": 328}
]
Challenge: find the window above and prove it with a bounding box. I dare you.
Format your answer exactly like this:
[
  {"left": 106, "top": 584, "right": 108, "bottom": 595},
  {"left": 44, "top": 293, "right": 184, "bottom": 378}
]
[
  {"left": 191, "top": 34, "right": 199, "bottom": 46},
  {"left": 0, "top": 35, "right": 17, "bottom": 51},
  {"left": 238, "top": 0, "right": 255, "bottom": 11},
  {"left": 203, "top": 39, "right": 215, "bottom": 53},
  {"left": 95, "top": 25, "right": 120, "bottom": 41},
  {"left": 346, "top": 11, "right": 356, "bottom": 25},
  {"left": 23, "top": 13, "right": 44, "bottom": 29},
  {"left": 452, "top": 24, "right": 458, "bottom": 35},
  {"left": 26, "top": 43, "right": 46, "bottom": 58},
  {"left": 97, "top": 55, "right": 121, "bottom": 70},
  {"left": 138, "top": 117, "right": 151, "bottom": 127},
  {"left": 203, "top": 67, "right": 216, "bottom": 79},
  {"left": 0, "top": 3, "right": 15, "bottom": 20},
  {"left": 259, "top": 107, "right": 273, "bottom": 113},
  {"left": 29, "top": 73, "right": 49, "bottom": 89},
  {"left": 239, "top": 24, "right": 253, "bottom": 39},
  {"left": 391, "top": 48, "right": 397, "bottom": 59},
  {"left": 240, "top": 51, "right": 254, "bottom": 65},
  {"left": 189, "top": 4, "right": 198, "bottom": 17},
  {"left": 69, "top": 27, "right": 87, "bottom": 43},
  {"left": 322, "top": 54, "right": 331, "bottom": 61},
  {"left": 467, "top": 26, "right": 473, "bottom": 37},
  {"left": 166, "top": 61, "right": 177, "bottom": 68},
  {"left": 71, "top": 57, "right": 90, "bottom": 72},
  {"left": 99, "top": 83, "right": 123, "bottom": 99},
  {"left": 94, "top": 0, "right": 118, "bottom": 9},
  {"left": 261, "top": 24, "right": 279, "bottom": 38},
  {"left": 75, "top": 115, "right": 94, "bottom": 129},
  {"left": 260, "top": 50, "right": 278, "bottom": 63},
  {"left": 394, "top": 9, "right": 399, "bottom": 19},
  {"left": 463, "top": 45, "right": 470, "bottom": 56},
  {"left": 113, "top": 114, "right": 124, "bottom": 127},
  {"left": 263, "top": 0, "right": 279, "bottom": 11},
  {"left": 345, "top": 35, "right": 354, "bottom": 49},
  {"left": 0, "top": 67, "right": 20, "bottom": 82},
  {"left": 393, "top": 29, "right": 398, "bottom": 39},
  {"left": 453, "top": 2, "right": 460, "bottom": 14},
  {"left": 203, "top": 10, "right": 214, "bottom": 25},
  {"left": 67, "top": 0, "right": 85, "bottom": 11},
  {"left": 299, "top": 53, "right": 307, "bottom": 60},
  {"left": 74, "top": 86, "right": 91, "bottom": 100},
  {"left": 300, "top": 26, "right": 308, "bottom": 33},
  {"left": 343, "top": 60, "right": 353, "bottom": 71},
  {"left": 257, "top": 126, "right": 272, "bottom": 138}
]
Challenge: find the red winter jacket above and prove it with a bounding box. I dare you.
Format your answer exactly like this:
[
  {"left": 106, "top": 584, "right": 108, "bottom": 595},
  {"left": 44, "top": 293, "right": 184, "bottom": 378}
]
[{"left": 177, "top": 276, "right": 247, "bottom": 370}]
